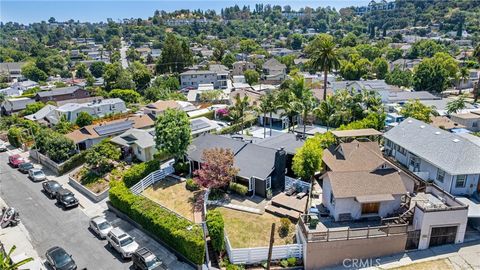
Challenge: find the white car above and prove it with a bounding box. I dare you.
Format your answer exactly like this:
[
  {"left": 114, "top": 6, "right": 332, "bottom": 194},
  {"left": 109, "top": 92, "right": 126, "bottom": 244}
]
[
  {"left": 0, "top": 141, "right": 7, "bottom": 152},
  {"left": 28, "top": 168, "right": 46, "bottom": 182},
  {"left": 107, "top": 227, "right": 139, "bottom": 259},
  {"left": 89, "top": 216, "right": 113, "bottom": 239}
]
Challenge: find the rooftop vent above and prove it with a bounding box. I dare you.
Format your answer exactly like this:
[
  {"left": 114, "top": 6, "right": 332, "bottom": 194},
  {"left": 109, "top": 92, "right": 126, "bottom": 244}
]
[
  {"left": 435, "top": 131, "right": 441, "bottom": 135},
  {"left": 408, "top": 120, "right": 412, "bottom": 123},
  {"left": 453, "top": 139, "right": 460, "bottom": 143},
  {"left": 420, "top": 125, "right": 425, "bottom": 128}
]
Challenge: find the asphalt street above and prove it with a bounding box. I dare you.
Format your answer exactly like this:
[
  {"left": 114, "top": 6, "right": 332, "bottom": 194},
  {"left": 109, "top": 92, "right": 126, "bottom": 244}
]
[{"left": 0, "top": 152, "right": 133, "bottom": 270}]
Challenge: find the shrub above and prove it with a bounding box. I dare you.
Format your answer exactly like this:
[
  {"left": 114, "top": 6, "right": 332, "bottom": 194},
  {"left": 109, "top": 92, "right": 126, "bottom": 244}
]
[
  {"left": 185, "top": 178, "right": 200, "bottom": 191},
  {"left": 280, "top": 259, "right": 289, "bottom": 268},
  {"left": 173, "top": 161, "right": 189, "bottom": 175},
  {"left": 59, "top": 151, "right": 86, "bottom": 174},
  {"left": 109, "top": 181, "right": 205, "bottom": 264},
  {"left": 287, "top": 257, "right": 297, "bottom": 266},
  {"left": 123, "top": 159, "right": 160, "bottom": 187},
  {"left": 279, "top": 218, "right": 291, "bottom": 237},
  {"left": 228, "top": 182, "right": 248, "bottom": 196},
  {"left": 7, "top": 127, "right": 23, "bottom": 148},
  {"left": 226, "top": 264, "right": 245, "bottom": 270},
  {"left": 206, "top": 209, "right": 225, "bottom": 253}
]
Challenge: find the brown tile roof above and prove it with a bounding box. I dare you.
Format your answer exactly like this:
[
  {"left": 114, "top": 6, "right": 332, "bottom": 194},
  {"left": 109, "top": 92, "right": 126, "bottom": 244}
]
[
  {"left": 430, "top": 116, "right": 465, "bottom": 130},
  {"left": 145, "top": 100, "right": 181, "bottom": 112},
  {"left": 326, "top": 169, "right": 407, "bottom": 199},
  {"left": 322, "top": 141, "right": 386, "bottom": 172},
  {"left": 65, "top": 114, "right": 155, "bottom": 144},
  {"left": 331, "top": 128, "right": 382, "bottom": 138}
]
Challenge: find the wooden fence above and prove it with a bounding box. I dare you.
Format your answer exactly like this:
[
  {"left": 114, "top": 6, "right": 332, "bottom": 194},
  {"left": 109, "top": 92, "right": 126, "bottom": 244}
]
[{"left": 224, "top": 234, "right": 303, "bottom": 265}]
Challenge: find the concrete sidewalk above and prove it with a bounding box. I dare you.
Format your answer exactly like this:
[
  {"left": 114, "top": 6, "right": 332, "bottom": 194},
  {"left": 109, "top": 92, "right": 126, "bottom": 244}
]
[{"left": 0, "top": 196, "right": 44, "bottom": 270}]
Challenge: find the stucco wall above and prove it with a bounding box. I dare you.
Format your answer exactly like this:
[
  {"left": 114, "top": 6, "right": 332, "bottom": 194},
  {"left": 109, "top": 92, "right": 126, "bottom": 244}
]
[
  {"left": 413, "top": 207, "right": 468, "bottom": 249},
  {"left": 304, "top": 234, "right": 407, "bottom": 269}
]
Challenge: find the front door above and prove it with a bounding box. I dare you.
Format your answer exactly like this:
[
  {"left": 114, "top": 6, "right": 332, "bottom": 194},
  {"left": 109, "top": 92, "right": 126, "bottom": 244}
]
[{"left": 429, "top": 226, "right": 457, "bottom": 247}]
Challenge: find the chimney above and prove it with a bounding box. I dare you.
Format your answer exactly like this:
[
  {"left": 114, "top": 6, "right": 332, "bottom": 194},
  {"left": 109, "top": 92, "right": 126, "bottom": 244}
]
[{"left": 274, "top": 147, "right": 287, "bottom": 190}]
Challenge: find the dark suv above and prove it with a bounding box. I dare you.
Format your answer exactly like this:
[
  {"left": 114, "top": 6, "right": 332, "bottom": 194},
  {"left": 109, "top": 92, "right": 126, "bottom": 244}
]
[
  {"left": 132, "top": 248, "right": 163, "bottom": 270},
  {"left": 56, "top": 189, "right": 79, "bottom": 209},
  {"left": 43, "top": 180, "right": 62, "bottom": 199}
]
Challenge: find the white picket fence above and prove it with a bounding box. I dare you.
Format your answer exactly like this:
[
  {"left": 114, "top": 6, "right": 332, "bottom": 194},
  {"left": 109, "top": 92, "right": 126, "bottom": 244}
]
[
  {"left": 224, "top": 234, "right": 303, "bottom": 265},
  {"left": 130, "top": 160, "right": 175, "bottom": 195},
  {"left": 285, "top": 176, "right": 310, "bottom": 192}
]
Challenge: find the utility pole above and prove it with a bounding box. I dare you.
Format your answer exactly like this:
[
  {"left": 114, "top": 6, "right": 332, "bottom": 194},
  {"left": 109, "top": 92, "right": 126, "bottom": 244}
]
[{"left": 266, "top": 223, "right": 275, "bottom": 270}]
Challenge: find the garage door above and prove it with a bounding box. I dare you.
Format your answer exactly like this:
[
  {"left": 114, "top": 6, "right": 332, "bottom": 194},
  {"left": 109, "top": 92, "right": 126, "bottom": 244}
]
[{"left": 429, "top": 226, "right": 457, "bottom": 247}]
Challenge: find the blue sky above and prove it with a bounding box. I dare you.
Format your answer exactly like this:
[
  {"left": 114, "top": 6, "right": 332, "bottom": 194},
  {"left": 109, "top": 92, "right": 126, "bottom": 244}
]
[{"left": 1, "top": 0, "right": 371, "bottom": 24}]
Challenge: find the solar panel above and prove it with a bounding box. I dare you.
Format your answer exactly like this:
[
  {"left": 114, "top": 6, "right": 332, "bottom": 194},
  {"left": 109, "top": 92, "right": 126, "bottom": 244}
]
[
  {"left": 94, "top": 120, "right": 134, "bottom": 136},
  {"left": 190, "top": 119, "right": 211, "bottom": 132}
]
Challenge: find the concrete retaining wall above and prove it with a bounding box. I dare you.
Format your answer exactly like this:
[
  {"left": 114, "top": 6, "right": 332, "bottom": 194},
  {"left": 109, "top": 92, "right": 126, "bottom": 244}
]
[{"left": 68, "top": 176, "right": 109, "bottom": 203}]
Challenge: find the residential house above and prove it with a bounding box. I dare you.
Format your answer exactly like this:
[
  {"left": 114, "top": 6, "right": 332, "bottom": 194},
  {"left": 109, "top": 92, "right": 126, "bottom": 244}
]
[
  {"left": 142, "top": 100, "right": 195, "bottom": 118},
  {"left": 430, "top": 116, "right": 465, "bottom": 131},
  {"left": 419, "top": 98, "right": 479, "bottom": 116},
  {"left": 111, "top": 128, "right": 157, "bottom": 162},
  {"left": 386, "top": 91, "right": 440, "bottom": 104},
  {"left": 232, "top": 61, "right": 256, "bottom": 76},
  {"left": 1, "top": 97, "right": 35, "bottom": 115},
  {"left": 262, "top": 58, "right": 286, "bottom": 84},
  {"left": 190, "top": 117, "right": 219, "bottom": 137},
  {"left": 35, "top": 86, "right": 90, "bottom": 103},
  {"left": 329, "top": 80, "right": 403, "bottom": 103},
  {"left": 65, "top": 114, "right": 155, "bottom": 150},
  {"left": 450, "top": 111, "right": 480, "bottom": 132},
  {"left": 456, "top": 69, "right": 480, "bottom": 90},
  {"left": 187, "top": 133, "right": 287, "bottom": 197},
  {"left": 0, "top": 80, "right": 38, "bottom": 97},
  {"left": 54, "top": 98, "right": 127, "bottom": 123},
  {"left": 384, "top": 118, "right": 480, "bottom": 196},
  {"left": 24, "top": 104, "right": 58, "bottom": 125},
  {"left": 389, "top": 58, "right": 421, "bottom": 71},
  {"left": 267, "top": 48, "right": 296, "bottom": 57},
  {"left": 0, "top": 62, "right": 26, "bottom": 82},
  {"left": 180, "top": 65, "right": 229, "bottom": 89}
]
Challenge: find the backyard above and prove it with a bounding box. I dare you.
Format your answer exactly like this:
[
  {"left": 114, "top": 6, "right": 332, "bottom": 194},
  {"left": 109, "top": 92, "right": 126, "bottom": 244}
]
[
  {"left": 142, "top": 177, "right": 202, "bottom": 222},
  {"left": 215, "top": 207, "right": 296, "bottom": 248}
]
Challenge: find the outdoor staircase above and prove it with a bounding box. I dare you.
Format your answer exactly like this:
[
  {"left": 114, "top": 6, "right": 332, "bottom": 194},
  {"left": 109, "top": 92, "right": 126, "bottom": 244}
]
[{"left": 265, "top": 204, "right": 300, "bottom": 221}]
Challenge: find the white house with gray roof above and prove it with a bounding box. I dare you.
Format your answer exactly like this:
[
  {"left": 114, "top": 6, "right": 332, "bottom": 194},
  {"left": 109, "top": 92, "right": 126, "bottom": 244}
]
[
  {"left": 54, "top": 98, "right": 127, "bottom": 123},
  {"left": 111, "top": 128, "right": 157, "bottom": 162},
  {"left": 384, "top": 118, "right": 480, "bottom": 196}
]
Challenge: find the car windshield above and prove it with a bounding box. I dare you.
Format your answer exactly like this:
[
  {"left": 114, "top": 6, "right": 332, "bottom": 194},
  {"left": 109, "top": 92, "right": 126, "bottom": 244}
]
[
  {"left": 119, "top": 237, "right": 134, "bottom": 246},
  {"left": 34, "top": 171, "right": 43, "bottom": 176},
  {"left": 98, "top": 221, "right": 111, "bottom": 230},
  {"left": 51, "top": 249, "right": 71, "bottom": 267},
  {"left": 51, "top": 183, "right": 60, "bottom": 189},
  {"left": 146, "top": 256, "right": 161, "bottom": 268}
]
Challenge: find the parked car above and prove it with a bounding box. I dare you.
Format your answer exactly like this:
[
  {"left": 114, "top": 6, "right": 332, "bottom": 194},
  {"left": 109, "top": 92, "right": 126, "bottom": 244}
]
[
  {"left": 132, "top": 247, "right": 163, "bottom": 270},
  {"left": 0, "top": 141, "right": 7, "bottom": 152},
  {"left": 42, "top": 180, "right": 62, "bottom": 199},
  {"left": 18, "top": 162, "right": 34, "bottom": 173},
  {"left": 56, "top": 189, "right": 79, "bottom": 209},
  {"left": 45, "top": 246, "right": 77, "bottom": 270},
  {"left": 89, "top": 216, "right": 113, "bottom": 239},
  {"left": 107, "top": 227, "right": 139, "bottom": 259},
  {"left": 28, "top": 168, "right": 46, "bottom": 182},
  {"left": 8, "top": 154, "right": 25, "bottom": 167}
]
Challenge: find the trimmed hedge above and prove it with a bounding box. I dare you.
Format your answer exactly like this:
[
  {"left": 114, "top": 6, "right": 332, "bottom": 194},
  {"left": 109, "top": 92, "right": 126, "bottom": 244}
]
[
  {"left": 109, "top": 181, "right": 205, "bottom": 264},
  {"left": 228, "top": 182, "right": 248, "bottom": 196},
  {"left": 123, "top": 159, "right": 160, "bottom": 188},
  {"left": 59, "top": 151, "right": 86, "bottom": 175},
  {"left": 206, "top": 209, "right": 225, "bottom": 253}
]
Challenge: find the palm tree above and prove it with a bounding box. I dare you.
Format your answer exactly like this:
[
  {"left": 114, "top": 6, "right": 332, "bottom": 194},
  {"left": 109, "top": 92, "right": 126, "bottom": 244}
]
[
  {"left": 256, "top": 92, "right": 276, "bottom": 138},
  {"left": 306, "top": 34, "right": 340, "bottom": 101},
  {"left": 446, "top": 95, "right": 468, "bottom": 115},
  {"left": 0, "top": 93, "right": 5, "bottom": 117},
  {"left": 232, "top": 94, "right": 250, "bottom": 134},
  {"left": 276, "top": 88, "right": 297, "bottom": 132},
  {"left": 314, "top": 95, "right": 337, "bottom": 130},
  {"left": 289, "top": 77, "right": 316, "bottom": 138},
  {"left": 0, "top": 245, "right": 33, "bottom": 270},
  {"left": 474, "top": 82, "right": 480, "bottom": 103},
  {"left": 457, "top": 67, "right": 469, "bottom": 95}
]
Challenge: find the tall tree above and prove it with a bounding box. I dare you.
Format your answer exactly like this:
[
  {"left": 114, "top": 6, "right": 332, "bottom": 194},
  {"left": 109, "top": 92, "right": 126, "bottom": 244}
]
[
  {"left": 457, "top": 67, "right": 469, "bottom": 95},
  {"left": 306, "top": 34, "right": 340, "bottom": 100},
  {"left": 232, "top": 94, "right": 251, "bottom": 134},
  {"left": 400, "top": 99, "right": 437, "bottom": 123},
  {"left": 155, "top": 108, "right": 191, "bottom": 159},
  {"left": 156, "top": 33, "right": 193, "bottom": 74},
  {"left": 257, "top": 92, "right": 277, "bottom": 137},
  {"left": 446, "top": 95, "right": 468, "bottom": 115},
  {"left": 194, "top": 148, "right": 239, "bottom": 190},
  {"left": 289, "top": 76, "right": 316, "bottom": 138}
]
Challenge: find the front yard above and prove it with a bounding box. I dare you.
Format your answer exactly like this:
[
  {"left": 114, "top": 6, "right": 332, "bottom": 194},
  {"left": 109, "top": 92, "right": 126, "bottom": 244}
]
[
  {"left": 215, "top": 207, "right": 296, "bottom": 248},
  {"left": 71, "top": 164, "right": 128, "bottom": 194},
  {"left": 142, "top": 177, "right": 201, "bottom": 222}
]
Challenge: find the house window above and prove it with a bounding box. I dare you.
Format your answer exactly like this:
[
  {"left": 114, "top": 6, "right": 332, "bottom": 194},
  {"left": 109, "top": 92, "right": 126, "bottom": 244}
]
[
  {"left": 436, "top": 169, "right": 445, "bottom": 183},
  {"left": 330, "top": 192, "right": 335, "bottom": 206},
  {"left": 456, "top": 175, "right": 467, "bottom": 188},
  {"left": 137, "top": 147, "right": 142, "bottom": 154},
  {"left": 397, "top": 145, "right": 406, "bottom": 155},
  {"left": 361, "top": 202, "right": 380, "bottom": 215}
]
